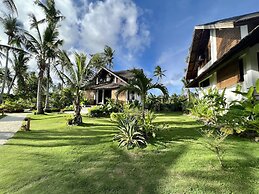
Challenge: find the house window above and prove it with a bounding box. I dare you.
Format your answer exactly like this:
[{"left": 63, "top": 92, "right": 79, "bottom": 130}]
[
  {"left": 200, "top": 78, "right": 210, "bottom": 87},
  {"left": 257, "top": 52, "right": 259, "bottom": 71},
  {"left": 239, "top": 58, "right": 244, "bottom": 82}
]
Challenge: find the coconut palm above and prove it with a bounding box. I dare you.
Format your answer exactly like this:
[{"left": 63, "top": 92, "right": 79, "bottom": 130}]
[
  {"left": 117, "top": 69, "right": 168, "bottom": 119},
  {"left": 2, "top": 0, "right": 17, "bottom": 14},
  {"left": 56, "top": 52, "right": 92, "bottom": 125},
  {"left": 154, "top": 65, "right": 166, "bottom": 82},
  {"left": 22, "top": 14, "right": 63, "bottom": 114},
  {"left": 0, "top": 14, "right": 23, "bottom": 103},
  {"left": 7, "top": 52, "right": 29, "bottom": 94},
  {"left": 35, "top": 0, "right": 64, "bottom": 111}
]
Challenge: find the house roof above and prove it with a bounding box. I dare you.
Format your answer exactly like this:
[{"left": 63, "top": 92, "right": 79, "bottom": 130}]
[
  {"left": 186, "top": 24, "right": 259, "bottom": 87},
  {"left": 91, "top": 82, "right": 123, "bottom": 90},
  {"left": 85, "top": 67, "right": 142, "bottom": 90},
  {"left": 114, "top": 69, "right": 141, "bottom": 82},
  {"left": 195, "top": 11, "right": 259, "bottom": 29}
]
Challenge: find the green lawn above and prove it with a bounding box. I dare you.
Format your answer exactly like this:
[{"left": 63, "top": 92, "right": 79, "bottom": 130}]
[{"left": 0, "top": 113, "right": 258, "bottom": 194}]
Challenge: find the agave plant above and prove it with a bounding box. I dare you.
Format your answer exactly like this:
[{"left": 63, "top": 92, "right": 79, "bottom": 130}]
[{"left": 114, "top": 116, "right": 146, "bottom": 149}]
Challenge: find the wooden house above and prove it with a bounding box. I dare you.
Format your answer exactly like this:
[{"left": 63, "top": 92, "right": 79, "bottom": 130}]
[
  {"left": 84, "top": 67, "right": 141, "bottom": 104},
  {"left": 185, "top": 12, "right": 259, "bottom": 101}
]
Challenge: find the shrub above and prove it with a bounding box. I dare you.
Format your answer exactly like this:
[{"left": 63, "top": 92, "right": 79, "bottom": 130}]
[
  {"left": 63, "top": 105, "right": 74, "bottom": 111},
  {"left": 113, "top": 116, "right": 146, "bottom": 149},
  {"left": 88, "top": 105, "right": 108, "bottom": 117},
  {"left": 0, "top": 100, "right": 25, "bottom": 113}
]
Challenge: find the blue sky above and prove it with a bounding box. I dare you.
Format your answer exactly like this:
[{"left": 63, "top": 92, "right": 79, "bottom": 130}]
[
  {"left": 1, "top": 0, "right": 259, "bottom": 95},
  {"left": 121, "top": 0, "right": 259, "bottom": 95}
]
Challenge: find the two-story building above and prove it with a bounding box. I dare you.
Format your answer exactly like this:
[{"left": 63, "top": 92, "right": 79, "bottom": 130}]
[
  {"left": 84, "top": 67, "right": 141, "bottom": 104},
  {"left": 186, "top": 12, "right": 259, "bottom": 101}
]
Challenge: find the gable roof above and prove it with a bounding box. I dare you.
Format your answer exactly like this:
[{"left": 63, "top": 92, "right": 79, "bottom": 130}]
[
  {"left": 195, "top": 11, "right": 259, "bottom": 29},
  {"left": 85, "top": 67, "right": 142, "bottom": 90}
]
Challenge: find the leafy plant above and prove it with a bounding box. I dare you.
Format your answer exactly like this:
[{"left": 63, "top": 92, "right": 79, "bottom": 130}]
[
  {"left": 113, "top": 116, "right": 146, "bottom": 149},
  {"left": 199, "top": 126, "right": 233, "bottom": 168}
]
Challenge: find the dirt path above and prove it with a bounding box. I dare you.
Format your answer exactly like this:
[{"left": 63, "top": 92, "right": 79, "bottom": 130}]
[{"left": 0, "top": 113, "right": 28, "bottom": 145}]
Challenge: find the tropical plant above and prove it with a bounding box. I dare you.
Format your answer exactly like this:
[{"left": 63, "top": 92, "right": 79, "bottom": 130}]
[
  {"left": 2, "top": 0, "right": 17, "bottom": 14},
  {"left": 34, "top": 0, "right": 64, "bottom": 111},
  {"left": 113, "top": 116, "right": 146, "bottom": 149},
  {"left": 117, "top": 69, "right": 168, "bottom": 119},
  {"left": 0, "top": 14, "right": 23, "bottom": 103},
  {"left": 7, "top": 51, "right": 29, "bottom": 94},
  {"left": 199, "top": 126, "right": 233, "bottom": 168},
  {"left": 22, "top": 14, "right": 62, "bottom": 114},
  {"left": 56, "top": 52, "right": 90, "bottom": 124},
  {"left": 154, "top": 65, "right": 166, "bottom": 82},
  {"left": 222, "top": 79, "right": 259, "bottom": 134}
]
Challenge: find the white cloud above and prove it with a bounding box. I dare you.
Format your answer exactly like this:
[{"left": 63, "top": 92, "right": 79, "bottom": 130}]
[{"left": 0, "top": 0, "right": 150, "bottom": 70}]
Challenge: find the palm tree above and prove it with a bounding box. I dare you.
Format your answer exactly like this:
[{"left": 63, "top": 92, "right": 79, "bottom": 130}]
[
  {"left": 154, "top": 65, "right": 166, "bottom": 82},
  {"left": 35, "top": 0, "right": 64, "bottom": 111},
  {"left": 22, "top": 14, "right": 62, "bottom": 114},
  {"left": 117, "top": 69, "right": 168, "bottom": 119},
  {"left": 56, "top": 52, "right": 92, "bottom": 125},
  {"left": 0, "top": 14, "right": 23, "bottom": 103},
  {"left": 7, "top": 52, "right": 29, "bottom": 94},
  {"left": 2, "top": 0, "right": 17, "bottom": 14}
]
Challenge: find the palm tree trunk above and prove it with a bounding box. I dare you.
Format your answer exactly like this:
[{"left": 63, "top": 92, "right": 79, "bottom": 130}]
[
  {"left": 7, "top": 74, "right": 17, "bottom": 95},
  {"left": 0, "top": 47, "right": 10, "bottom": 104},
  {"left": 141, "top": 94, "right": 146, "bottom": 120},
  {"left": 36, "top": 69, "right": 44, "bottom": 114},
  {"left": 44, "top": 62, "right": 50, "bottom": 112},
  {"left": 74, "top": 87, "right": 82, "bottom": 125}
]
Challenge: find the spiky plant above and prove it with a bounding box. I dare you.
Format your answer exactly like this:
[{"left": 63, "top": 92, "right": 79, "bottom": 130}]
[{"left": 114, "top": 116, "right": 146, "bottom": 149}]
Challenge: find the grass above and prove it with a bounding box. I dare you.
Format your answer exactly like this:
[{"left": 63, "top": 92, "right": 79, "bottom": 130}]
[{"left": 0, "top": 112, "right": 258, "bottom": 194}]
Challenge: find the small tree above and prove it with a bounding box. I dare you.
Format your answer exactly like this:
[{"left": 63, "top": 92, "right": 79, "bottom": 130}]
[{"left": 117, "top": 69, "right": 168, "bottom": 120}]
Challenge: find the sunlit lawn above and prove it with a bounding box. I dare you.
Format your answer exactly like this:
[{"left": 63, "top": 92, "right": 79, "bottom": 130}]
[{"left": 0, "top": 112, "right": 258, "bottom": 194}]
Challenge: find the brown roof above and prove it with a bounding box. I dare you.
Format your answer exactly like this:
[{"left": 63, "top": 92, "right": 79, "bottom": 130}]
[
  {"left": 90, "top": 82, "right": 124, "bottom": 90},
  {"left": 114, "top": 69, "right": 142, "bottom": 82}
]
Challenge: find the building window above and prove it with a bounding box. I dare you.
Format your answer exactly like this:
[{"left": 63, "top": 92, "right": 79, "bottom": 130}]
[
  {"left": 239, "top": 58, "right": 244, "bottom": 82},
  {"left": 200, "top": 78, "right": 210, "bottom": 87},
  {"left": 257, "top": 52, "right": 259, "bottom": 71}
]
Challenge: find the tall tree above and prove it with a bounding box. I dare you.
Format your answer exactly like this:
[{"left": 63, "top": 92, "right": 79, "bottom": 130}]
[
  {"left": 22, "top": 14, "right": 62, "bottom": 114},
  {"left": 7, "top": 51, "right": 29, "bottom": 94},
  {"left": 0, "top": 14, "right": 23, "bottom": 103},
  {"left": 2, "top": 0, "right": 17, "bottom": 14},
  {"left": 117, "top": 69, "right": 168, "bottom": 119},
  {"left": 154, "top": 65, "right": 166, "bottom": 82},
  {"left": 35, "top": 0, "right": 64, "bottom": 111}
]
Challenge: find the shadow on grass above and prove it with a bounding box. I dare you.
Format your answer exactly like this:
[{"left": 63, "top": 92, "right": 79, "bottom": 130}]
[{"left": 7, "top": 144, "right": 188, "bottom": 194}]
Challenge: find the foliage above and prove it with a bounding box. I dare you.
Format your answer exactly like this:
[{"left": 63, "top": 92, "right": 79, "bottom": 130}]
[
  {"left": 113, "top": 115, "right": 146, "bottom": 149},
  {"left": 50, "top": 88, "right": 73, "bottom": 109},
  {"left": 0, "top": 99, "right": 25, "bottom": 113},
  {"left": 190, "top": 87, "right": 226, "bottom": 124},
  {"left": 189, "top": 87, "right": 229, "bottom": 167},
  {"left": 88, "top": 99, "right": 123, "bottom": 117},
  {"left": 199, "top": 126, "right": 233, "bottom": 168},
  {"left": 141, "top": 110, "right": 168, "bottom": 139},
  {"left": 146, "top": 94, "right": 187, "bottom": 112},
  {"left": 117, "top": 69, "right": 168, "bottom": 119},
  {"left": 222, "top": 79, "right": 259, "bottom": 134},
  {"left": 88, "top": 105, "right": 108, "bottom": 117}
]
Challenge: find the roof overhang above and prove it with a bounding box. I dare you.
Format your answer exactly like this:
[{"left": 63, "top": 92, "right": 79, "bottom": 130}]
[{"left": 195, "top": 22, "right": 234, "bottom": 30}]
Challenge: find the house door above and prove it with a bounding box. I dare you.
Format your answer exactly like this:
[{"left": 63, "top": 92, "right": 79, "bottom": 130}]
[
  {"left": 98, "top": 90, "right": 103, "bottom": 104},
  {"left": 104, "top": 90, "right": 112, "bottom": 104}
]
